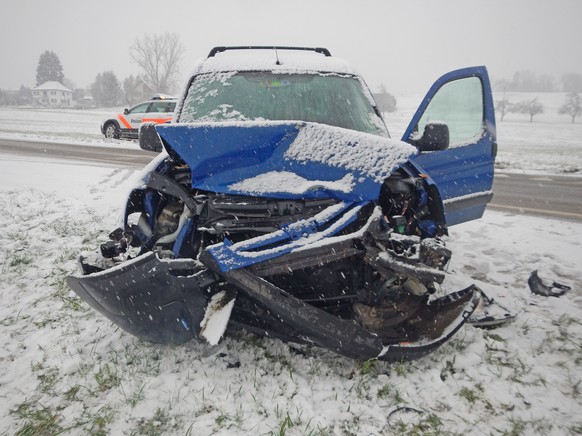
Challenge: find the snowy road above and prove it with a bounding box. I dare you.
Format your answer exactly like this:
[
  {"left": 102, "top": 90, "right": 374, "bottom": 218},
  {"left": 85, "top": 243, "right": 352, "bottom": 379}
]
[
  {"left": 0, "top": 137, "right": 155, "bottom": 168},
  {"left": 491, "top": 172, "right": 582, "bottom": 222},
  {"left": 1, "top": 137, "right": 581, "bottom": 222}
]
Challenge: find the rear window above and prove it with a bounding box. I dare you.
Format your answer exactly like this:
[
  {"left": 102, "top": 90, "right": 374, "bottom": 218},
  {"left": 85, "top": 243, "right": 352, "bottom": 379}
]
[{"left": 179, "top": 72, "right": 387, "bottom": 136}]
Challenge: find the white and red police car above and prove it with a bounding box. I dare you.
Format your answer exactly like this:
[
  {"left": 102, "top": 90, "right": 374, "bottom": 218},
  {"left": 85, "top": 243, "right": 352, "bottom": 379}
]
[{"left": 101, "top": 95, "right": 177, "bottom": 140}]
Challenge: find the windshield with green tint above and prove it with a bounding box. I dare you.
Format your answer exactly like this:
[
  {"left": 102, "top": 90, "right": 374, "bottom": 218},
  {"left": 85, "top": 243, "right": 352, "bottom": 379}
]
[{"left": 179, "top": 72, "right": 387, "bottom": 136}]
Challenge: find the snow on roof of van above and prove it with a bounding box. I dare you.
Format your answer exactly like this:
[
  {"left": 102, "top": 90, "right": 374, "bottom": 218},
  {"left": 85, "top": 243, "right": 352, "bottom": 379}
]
[{"left": 192, "top": 49, "right": 360, "bottom": 76}]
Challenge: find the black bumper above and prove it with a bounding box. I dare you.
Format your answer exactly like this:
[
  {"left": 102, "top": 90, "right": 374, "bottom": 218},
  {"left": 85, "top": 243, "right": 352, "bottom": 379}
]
[{"left": 66, "top": 252, "right": 212, "bottom": 345}]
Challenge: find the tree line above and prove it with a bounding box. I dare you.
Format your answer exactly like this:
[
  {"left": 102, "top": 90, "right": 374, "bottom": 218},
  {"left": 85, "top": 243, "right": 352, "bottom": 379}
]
[
  {"left": 495, "top": 71, "right": 582, "bottom": 93},
  {"left": 0, "top": 33, "right": 184, "bottom": 107},
  {"left": 495, "top": 93, "right": 581, "bottom": 123}
]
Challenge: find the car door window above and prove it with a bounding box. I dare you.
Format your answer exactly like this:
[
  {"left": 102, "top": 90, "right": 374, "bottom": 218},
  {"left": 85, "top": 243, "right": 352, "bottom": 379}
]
[
  {"left": 416, "top": 77, "right": 483, "bottom": 147},
  {"left": 128, "top": 103, "right": 149, "bottom": 114},
  {"left": 150, "top": 102, "right": 164, "bottom": 113}
]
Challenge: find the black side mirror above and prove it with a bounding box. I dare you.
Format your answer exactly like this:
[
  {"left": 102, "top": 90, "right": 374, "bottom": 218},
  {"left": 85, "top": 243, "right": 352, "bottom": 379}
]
[
  {"left": 139, "top": 122, "right": 164, "bottom": 153},
  {"left": 412, "top": 122, "right": 449, "bottom": 152},
  {"left": 123, "top": 108, "right": 129, "bottom": 115}
]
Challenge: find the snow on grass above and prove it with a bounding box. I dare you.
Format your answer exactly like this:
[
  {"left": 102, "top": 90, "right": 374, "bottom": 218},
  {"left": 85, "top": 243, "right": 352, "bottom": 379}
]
[
  {"left": 0, "top": 155, "right": 581, "bottom": 435},
  {"left": 0, "top": 101, "right": 581, "bottom": 434}
]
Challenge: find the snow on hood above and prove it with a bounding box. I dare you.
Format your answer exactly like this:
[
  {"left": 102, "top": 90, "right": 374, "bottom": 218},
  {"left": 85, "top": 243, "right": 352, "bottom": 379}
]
[{"left": 155, "top": 121, "right": 417, "bottom": 201}]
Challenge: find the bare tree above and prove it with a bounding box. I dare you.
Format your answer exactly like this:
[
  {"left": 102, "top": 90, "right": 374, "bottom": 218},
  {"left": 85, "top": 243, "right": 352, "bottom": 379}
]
[
  {"left": 514, "top": 98, "right": 544, "bottom": 123},
  {"left": 495, "top": 98, "right": 512, "bottom": 122},
  {"left": 129, "top": 33, "right": 184, "bottom": 95},
  {"left": 558, "top": 92, "right": 581, "bottom": 124}
]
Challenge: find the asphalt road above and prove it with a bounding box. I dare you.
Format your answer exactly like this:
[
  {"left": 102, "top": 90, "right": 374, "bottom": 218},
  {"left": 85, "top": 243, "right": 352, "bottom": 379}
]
[
  {"left": 0, "top": 137, "right": 156, "bottom": 168},
  {"left": 1, "top": 138, "right": 581, "bottom": 223},
  {"left": 491, "top": 172, "right": 582, "bottom": 222}
]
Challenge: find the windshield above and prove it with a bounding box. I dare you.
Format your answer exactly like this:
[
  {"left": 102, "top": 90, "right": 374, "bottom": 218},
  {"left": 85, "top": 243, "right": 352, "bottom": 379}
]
[{"left": 179, "top": 71, "right": 387, "bottom": 136}]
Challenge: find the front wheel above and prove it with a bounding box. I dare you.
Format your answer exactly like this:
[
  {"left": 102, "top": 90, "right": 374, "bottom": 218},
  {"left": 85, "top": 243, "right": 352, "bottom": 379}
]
[{"left": 104, "top": 122, "right": 120, "bottom": 139}]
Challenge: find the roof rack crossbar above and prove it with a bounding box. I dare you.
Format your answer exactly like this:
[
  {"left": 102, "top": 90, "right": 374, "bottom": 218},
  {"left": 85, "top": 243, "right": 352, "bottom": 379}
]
[{"left": 208, "top": 46, "right": 332, "bottom": 58}]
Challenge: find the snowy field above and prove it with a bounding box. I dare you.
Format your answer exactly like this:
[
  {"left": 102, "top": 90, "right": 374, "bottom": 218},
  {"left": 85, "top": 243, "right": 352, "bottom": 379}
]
[
  {"left": 1, "top": 91, "right": 582, "bottom": 174},
  {"left": 0, "top": 100, "right": 581, "bottom": 434}
]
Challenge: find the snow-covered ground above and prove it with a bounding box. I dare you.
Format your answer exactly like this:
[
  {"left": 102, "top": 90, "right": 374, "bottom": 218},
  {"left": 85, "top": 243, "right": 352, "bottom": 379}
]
[
  {"left": 1, "top": 91, "right": 582, "bottom": 174},
  {"left": 0, "top": 101, "right": 581, "bottom": 434}
]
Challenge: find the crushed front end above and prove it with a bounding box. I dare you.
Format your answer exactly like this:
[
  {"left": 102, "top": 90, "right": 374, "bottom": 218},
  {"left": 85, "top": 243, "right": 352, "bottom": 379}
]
[{"left": 68, "top": 122, "right": 482, "bottom": 361}]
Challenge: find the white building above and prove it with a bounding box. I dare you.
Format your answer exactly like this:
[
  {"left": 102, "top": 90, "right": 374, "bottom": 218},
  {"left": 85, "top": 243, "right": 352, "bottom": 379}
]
[{"left": 33, "top": 81, "right": 73, "bottom": 107}]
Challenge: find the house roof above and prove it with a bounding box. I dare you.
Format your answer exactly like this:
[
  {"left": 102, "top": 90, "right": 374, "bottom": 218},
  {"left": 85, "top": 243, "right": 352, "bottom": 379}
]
[{"left": 33, "top": 81, "right": 72, "bottom": 92}]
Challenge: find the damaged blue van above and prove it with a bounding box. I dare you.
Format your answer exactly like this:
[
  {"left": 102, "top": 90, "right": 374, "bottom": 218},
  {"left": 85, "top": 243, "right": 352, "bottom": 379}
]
[{"left": 67, "top": 46, "right": 498, "bottom": 361}]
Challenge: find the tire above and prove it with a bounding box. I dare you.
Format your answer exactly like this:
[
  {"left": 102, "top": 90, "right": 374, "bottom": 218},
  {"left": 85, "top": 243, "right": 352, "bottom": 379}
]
[{"left": 103, "top": 122, "right": 120, "bottom": 139}]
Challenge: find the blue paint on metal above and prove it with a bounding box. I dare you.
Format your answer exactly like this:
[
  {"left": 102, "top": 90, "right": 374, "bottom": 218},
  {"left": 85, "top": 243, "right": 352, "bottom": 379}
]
[
  {"left": 402, "top": 66, "right": 496, "bottom": 226},
  {"left": 206, "top": 202, "right": 364, "bottom": 272},
  {"left": 172, "top": 217, "right": 194, "bottom": 256},
  {"left": 155, "top": 122, "right": 390, "bottom": 202}
]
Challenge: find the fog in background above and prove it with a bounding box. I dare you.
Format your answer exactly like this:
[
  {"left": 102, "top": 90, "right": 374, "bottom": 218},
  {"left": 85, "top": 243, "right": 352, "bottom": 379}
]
[{"left": 1, "top": 0, "right": 581, "bottom": 94}]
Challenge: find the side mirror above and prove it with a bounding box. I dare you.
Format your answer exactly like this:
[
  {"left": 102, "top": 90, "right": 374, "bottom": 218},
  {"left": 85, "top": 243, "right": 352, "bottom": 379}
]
[
  {"left": 412, "top": 122, "right": 449, "bottom": 152},
  {"left": 139, "top": 122, "right": 164, "bottom": 153},
  {"left": 123, "top": 108, "right": 129, "bottom": 115}
]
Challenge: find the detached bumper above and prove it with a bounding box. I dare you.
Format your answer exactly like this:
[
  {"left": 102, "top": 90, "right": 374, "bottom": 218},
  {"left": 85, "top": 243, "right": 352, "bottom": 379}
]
[
  {"left": 66, "top": 252, "right": 212, "bottom": 345},
  {"left": 68, "top": 235, "right": 481, "bottom": 361}
]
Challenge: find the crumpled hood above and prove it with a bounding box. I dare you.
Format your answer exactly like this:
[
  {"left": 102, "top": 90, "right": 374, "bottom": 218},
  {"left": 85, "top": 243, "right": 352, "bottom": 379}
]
[{"left": 156, "top": 121, "right": 418, "bottom": 201}]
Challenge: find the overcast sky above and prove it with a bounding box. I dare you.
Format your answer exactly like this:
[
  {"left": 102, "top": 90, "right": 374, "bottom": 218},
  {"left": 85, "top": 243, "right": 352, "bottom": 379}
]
[{"left": 1, "top": 0, "right": 581, "bottom": 95}]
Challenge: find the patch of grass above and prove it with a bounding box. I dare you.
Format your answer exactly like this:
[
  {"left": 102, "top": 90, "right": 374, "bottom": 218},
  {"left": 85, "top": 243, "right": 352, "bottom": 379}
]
[
  {"left": 410, "top": 413, "right": 444, "bottom": 435},
  {"left": 134, "top": 407, "right": 173, "bottom": 436},
  {"left": 94, "top": 363, "right": 121, "bottom": 391},
  {"left": 121, "top": 383, "right": 146, "bottom": 408},
  {"left": 1, "top": 311, "right": 30, "bottom": 327},
  {"left": 8, "top": 252, "right": 33, "bottom": 271},
  {"left": 276, "top": 412, "right": 294, "bottom": 436},
  {"left": 13, "top": 401, "right": 63, "bottom": 436},
  {"left": 391, "top": 411, "right": 443, "bottom": 436},
  {"left": 447, "top": 336, "right": 468, "bottom": 352},
  {"left": 359, "top": 358, "right": 377, "bottom": 375},
  {"left": 84, "top": 405, "right": 116, "bottom": 436},
  {"left": 31, "top": 362, "right": 60, "bottom": 394},
  {"left": 393, "top": 389, "right": 404, "bottom": 404},
  {"left": 440, "top": 356, "right": 456, "bottom": 381},
  {"left": 261, "top": 347, "right": 295, "bottom": 378},
  {"left": 49, "top": 264, "right": 86, "bottom": 311},
  {"left": 486, "top": 332, "right": 505, "bottom": 342},
  {"left": 64, "top": 385, "right": 81, "bottom": 401},
  {"left": 349, "top": 375, "right": 371, "bottom": 399},
  {"left": 377, "top": 384, "right": 392, "bottom": 399},
  {"left": 46, "top": 219, "right": 86, "bottom": 238},
  {"left": 392, "top": 360, "right": 413, "bottom": 377},
  {"left": 457, "top": 386, "right": 479, "bottom": 404},
  {"left": 503, "top": 417, "right": 527, "bottom": 436}
]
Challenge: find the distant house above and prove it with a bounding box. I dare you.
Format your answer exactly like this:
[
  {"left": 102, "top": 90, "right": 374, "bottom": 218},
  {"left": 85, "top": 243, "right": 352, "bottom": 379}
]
[{"left": 33, "top": 81, "right": 73, "bottom": 107}]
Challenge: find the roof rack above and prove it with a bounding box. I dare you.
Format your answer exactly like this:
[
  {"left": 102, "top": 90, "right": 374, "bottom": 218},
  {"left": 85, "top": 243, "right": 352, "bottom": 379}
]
[{"left": 208, "top": 46, "right": 332, "bottom": 58}]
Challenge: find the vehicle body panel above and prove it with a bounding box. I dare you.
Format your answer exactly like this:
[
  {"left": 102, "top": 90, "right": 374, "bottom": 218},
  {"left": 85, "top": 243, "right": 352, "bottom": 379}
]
[
  {"left": 156, "top": 121, "right": 417, "bottom": 202},
  {"left": 403, "top": 66, "right": 496, "bottom": 225}
]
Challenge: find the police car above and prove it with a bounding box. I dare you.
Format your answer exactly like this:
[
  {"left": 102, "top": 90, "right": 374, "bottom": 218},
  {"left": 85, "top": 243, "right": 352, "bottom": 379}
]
[{"left": 101, "top": 95, "right": 177, "bottom": 140}]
